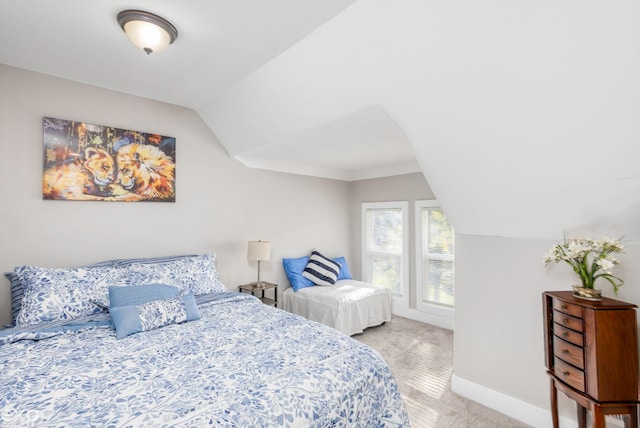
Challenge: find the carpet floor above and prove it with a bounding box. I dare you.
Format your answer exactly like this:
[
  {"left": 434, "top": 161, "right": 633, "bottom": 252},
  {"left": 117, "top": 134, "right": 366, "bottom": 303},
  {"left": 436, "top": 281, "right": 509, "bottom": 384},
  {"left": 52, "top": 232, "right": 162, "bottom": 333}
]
[{"left": 353, "top": 315, "right": 531, "bottom": 428}]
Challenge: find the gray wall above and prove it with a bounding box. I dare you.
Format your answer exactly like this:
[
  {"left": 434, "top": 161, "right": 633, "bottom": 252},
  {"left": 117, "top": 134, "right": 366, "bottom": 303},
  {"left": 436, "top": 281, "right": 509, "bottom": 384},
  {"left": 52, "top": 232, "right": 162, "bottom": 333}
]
[
  {"left": 0, "top": 64, "right": 352, "bottom": 325},
  {"left": 454, "top": 235, "right": 553, "bottom": 414}
]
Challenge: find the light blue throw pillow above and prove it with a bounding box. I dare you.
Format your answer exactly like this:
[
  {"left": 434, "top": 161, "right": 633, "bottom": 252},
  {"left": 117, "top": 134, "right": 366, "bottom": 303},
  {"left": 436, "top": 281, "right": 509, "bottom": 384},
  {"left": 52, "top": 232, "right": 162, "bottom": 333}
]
[
  {"left": 109, "top": 284, "right": 180, "bottom": 308},
  {"left": 110, "top": 294, "right": 201, "bottom": 339},
  {"left": 333, "top": 256, "right": 353, "bottom": 280},
  {"left": 283, "top": 256, "right": 316, "bottom": 292}
]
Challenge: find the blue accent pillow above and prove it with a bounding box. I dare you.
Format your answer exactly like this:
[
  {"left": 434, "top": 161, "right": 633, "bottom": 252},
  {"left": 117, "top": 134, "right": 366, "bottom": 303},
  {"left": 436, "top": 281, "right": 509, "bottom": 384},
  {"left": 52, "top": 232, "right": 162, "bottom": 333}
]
[
  {"left": 282, "top": 256, "right": 316, "bottom": 292},
  {"left": 110, "top": 294, "right": 201, "bottom": 339},
  {"left": 334, "top": 256, "right": 353, "bottom": 280},
  {"left": 109, "top": 284, "right": 180, "bottom": 308}
]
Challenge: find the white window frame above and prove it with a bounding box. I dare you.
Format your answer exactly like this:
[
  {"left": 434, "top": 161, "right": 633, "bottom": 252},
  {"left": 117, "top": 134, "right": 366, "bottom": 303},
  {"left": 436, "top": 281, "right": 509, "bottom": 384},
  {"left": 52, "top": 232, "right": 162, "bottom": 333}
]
[
  {"left": 361, "top": 201, "right": 409, "bottom": 308},
  {"left": 415, "top": 200, "right": 454, "bottom": 321}
]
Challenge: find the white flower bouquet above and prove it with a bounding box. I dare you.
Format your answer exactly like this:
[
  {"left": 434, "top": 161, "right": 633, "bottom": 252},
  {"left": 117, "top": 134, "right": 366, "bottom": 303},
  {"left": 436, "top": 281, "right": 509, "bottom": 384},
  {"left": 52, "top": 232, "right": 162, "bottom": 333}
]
[{"left": 544, "top": 236, "right": 624, "bottom": 295}]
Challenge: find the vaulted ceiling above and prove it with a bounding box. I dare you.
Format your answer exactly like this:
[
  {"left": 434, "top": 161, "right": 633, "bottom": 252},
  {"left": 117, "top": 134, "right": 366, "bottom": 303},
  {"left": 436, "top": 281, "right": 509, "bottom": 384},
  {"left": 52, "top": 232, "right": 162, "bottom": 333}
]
[{"left": 2, "top": 0, "right": 639, "bottom": 239}]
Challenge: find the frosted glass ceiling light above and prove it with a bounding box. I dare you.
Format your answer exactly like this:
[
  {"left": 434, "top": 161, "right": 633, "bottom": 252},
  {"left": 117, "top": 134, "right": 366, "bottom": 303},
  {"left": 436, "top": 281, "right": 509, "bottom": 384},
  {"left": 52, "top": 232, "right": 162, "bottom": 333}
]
[{"left": 117, "top": 10, "right": 178, "bottom": 55}]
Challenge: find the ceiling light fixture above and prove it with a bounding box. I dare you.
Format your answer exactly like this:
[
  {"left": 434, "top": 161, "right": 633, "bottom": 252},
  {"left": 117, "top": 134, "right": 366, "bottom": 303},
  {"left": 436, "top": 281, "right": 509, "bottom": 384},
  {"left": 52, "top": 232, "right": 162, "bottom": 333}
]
[{"left": 117, "top": 10, "right": 178, "bottom": 55}]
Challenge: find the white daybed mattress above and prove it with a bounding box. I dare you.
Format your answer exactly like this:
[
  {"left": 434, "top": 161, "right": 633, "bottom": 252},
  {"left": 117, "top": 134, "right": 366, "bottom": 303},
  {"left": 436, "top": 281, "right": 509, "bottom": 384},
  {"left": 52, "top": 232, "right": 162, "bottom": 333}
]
[{"left": 282, "top": 279, "right": 392, "bottom": 336}]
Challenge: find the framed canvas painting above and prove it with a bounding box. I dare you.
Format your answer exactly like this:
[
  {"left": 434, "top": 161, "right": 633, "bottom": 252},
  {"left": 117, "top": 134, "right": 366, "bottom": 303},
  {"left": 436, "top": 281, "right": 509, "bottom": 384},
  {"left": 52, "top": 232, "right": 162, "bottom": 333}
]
[{"left": 42, "top": 117, "right": 176, "bottom": 202}]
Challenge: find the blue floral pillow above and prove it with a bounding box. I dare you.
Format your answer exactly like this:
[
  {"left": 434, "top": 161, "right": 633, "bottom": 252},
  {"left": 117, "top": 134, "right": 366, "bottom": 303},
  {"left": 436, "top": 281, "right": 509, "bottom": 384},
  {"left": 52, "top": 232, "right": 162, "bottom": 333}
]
[
  {"left": 126, "top": 252, "right": 225, "bottom": 296},
  {"left": 14, "top": 265, "right": 127, "bottom": 327},
  {"left": 6, "top": 258, "right": 117, "bottom": 326},
  {"left": 110, "top": 294, "right": 201, "bottom": 339}
]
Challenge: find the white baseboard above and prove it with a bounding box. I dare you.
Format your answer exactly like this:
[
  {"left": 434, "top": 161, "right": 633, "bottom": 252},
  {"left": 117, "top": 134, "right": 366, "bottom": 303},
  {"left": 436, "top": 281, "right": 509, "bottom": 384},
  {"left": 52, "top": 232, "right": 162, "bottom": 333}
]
[
  {"left": 451, "top": 374, "right": 572, "bottom": 428},
  {"left": 451, "top": 375, "right": 627, "bottom": 428},
  {"left": 391, "top": 305, "right": 454, "bottom": 330}
]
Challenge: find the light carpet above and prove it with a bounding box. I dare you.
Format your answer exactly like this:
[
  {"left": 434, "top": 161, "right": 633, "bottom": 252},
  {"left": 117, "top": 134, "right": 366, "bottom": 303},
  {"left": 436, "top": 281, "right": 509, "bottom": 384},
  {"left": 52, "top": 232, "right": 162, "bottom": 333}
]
[{"left": 354, "top": 315, "right": 531, "bottom": 428}]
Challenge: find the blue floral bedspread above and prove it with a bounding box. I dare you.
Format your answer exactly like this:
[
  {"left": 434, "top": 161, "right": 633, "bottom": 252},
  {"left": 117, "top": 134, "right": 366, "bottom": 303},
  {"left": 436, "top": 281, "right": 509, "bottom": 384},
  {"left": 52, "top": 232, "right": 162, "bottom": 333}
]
[{"left": 0, "top": 292, "right": 410, "bottom": 427}]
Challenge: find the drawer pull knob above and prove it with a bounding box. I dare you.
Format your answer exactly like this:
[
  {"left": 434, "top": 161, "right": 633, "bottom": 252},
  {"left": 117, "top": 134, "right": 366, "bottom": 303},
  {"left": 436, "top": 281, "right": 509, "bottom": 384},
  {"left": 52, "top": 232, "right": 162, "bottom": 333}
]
[
  {"left": 562, "top": 332, "right": 569, "bottom": 338},
  {"left": 562, "top": 319, "right": 569, "bottom": 324},
  {"left": 561, "top": 304, "right": 568, "bottom": 310},
  {"left": 562, "top": 349, "right": 569, "bottom": 355},
  {"left": 562, "top": 371, "right": 570, "bottom": 377}
]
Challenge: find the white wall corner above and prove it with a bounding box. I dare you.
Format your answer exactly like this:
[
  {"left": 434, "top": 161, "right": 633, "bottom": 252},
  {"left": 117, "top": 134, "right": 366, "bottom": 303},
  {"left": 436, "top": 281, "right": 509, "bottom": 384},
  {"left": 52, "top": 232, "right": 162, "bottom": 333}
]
[{"left": 392, "top": 305, "right": 454, "bottom": 331}]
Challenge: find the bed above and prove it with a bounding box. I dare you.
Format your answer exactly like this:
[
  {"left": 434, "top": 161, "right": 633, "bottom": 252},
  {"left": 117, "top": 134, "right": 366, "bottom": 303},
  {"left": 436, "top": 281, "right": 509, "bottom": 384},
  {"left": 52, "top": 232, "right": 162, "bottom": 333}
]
[
  {"left": 0, "top": 253, "right": 409, "bottom": 427},
  {"left": 282, "top": 280, "right": 392, "bottom": 336},
  {"left": 282, "top": 253, "right": 392, "bottom": 336}
]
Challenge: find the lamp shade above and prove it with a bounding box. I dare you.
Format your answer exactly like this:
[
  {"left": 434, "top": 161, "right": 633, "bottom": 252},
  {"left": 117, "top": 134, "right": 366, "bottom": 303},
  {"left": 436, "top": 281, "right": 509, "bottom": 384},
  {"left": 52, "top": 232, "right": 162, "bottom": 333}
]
[
  {"left": 117, "top": 10, "right": 178, "bottom": 55},
  {"left": 247, "top": 240, "right": 271, "bottom": 261}
]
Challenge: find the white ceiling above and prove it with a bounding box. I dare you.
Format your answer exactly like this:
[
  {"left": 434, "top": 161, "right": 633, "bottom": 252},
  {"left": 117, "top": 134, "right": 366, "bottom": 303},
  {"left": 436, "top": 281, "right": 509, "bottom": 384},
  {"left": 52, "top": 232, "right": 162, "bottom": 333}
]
[
  {"left": 0, "top": 1, "right": 353, "bottom": 109},
  {"left": 235, "top": 106, "right": 420, "bottom": 181},
  {"left": 0, "top": 0, "right": 418, "bottom": 181},
  {"left": 3, "top": 0, "right": 639, "bottom": 239}
]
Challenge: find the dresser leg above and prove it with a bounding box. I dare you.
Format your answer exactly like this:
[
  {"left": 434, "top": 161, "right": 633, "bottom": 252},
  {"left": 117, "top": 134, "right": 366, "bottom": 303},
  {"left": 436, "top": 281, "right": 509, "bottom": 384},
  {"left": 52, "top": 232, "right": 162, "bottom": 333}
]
[
  {"left": 576, "top": 404, "right": 586, "bottom": 428},
  {"left": 627, "top": 404, "right": 638, "bottom": 428},
  {"left": 550, "top": 379, "right": 559, "bottom": 428},
  {"left": 592, "top": 405, "right": 605, "bottom": 428}
]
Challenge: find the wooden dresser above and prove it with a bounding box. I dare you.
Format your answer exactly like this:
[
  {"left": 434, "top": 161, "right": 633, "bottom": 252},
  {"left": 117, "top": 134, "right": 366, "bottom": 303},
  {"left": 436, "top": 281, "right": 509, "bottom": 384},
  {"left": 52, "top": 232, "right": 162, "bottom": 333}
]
[{"left": 543, "top": 291, "right": 639, "bottom": 428}]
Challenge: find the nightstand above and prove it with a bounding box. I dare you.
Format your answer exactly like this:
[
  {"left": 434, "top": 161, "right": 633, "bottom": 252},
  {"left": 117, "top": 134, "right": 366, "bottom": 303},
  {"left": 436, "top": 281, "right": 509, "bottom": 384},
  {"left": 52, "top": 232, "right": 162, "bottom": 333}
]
[{"left": 238, "top": 282, "right": 278, "bottom": 307}]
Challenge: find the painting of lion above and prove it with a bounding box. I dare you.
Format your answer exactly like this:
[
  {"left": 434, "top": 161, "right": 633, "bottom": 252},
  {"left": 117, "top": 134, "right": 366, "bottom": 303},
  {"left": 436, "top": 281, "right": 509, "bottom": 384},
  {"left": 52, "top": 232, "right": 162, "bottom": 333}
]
[
  {"left": 43, "top": 147, "right": 115, "bottom": 200},
  {"left": 112, "top": 143, "right": 175, "bottom": 202}
]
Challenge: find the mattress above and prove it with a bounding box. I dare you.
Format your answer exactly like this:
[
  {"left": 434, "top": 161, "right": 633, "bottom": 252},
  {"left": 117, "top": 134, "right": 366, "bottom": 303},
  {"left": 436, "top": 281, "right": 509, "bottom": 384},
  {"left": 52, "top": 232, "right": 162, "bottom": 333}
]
[
  {"left": 0, "top": 292, "right": 408, "bottom": 427},
  {"left": 282, "top": 279, "right": 392, "bottom": 336}
]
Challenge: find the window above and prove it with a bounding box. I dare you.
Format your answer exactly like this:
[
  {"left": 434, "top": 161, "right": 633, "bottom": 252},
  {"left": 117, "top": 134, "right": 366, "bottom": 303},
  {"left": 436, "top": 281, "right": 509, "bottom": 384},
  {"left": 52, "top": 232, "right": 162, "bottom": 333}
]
[
  {"left": 415, "top": 200, "right": 454, "bottom": 313},
  {"left": 362, "top": 202, "right": 409, "bottom": 307}
]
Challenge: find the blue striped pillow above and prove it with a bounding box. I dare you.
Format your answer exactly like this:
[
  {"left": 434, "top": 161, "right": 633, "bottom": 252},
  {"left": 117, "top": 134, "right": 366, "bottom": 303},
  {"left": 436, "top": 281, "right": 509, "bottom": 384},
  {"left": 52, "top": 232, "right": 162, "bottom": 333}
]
[
  {"left": 112, "top": 254, "right": 198, "bottom": 268},
  {"left": 5, "top": 272, "right": 23, "bottom": 324},
  {"left": 302, "top": 251, "right": 341, "bottom": 286}
]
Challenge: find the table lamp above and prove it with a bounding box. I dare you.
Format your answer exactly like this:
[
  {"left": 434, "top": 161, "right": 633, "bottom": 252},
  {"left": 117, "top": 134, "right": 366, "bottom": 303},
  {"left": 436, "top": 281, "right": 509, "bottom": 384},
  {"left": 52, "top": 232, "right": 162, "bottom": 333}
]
[{"left": 248, "top": 240, "right": 271, "bottom": 286}]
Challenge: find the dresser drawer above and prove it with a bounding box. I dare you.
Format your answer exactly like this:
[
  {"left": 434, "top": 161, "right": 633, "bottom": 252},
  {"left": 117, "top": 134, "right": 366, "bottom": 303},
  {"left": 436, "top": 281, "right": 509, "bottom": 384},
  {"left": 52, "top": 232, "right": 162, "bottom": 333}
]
[
  {"left": 554, "top": 357, "right": 585, "bottom": 392},
  {"left": 553, "top": 335, "right": 584, "bottom": 369},
  {"left": 553, "top": 310, "right": 583, "bottom": 332},
  {"left": 553, "top": 323, "right": 583, "bottom": 347},
  {"left": 552, "top": 299, "right": 582, "bottom": 318}
]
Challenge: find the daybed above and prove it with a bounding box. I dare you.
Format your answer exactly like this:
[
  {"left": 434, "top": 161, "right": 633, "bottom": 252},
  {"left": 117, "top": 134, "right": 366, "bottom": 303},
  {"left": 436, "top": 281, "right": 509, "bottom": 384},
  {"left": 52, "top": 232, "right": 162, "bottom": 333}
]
[
  {"left": 1, "top": 253, "right": 409, "bottom": 427},
  {"left": 282, "top": 253, "right": 392, "bottom": 336}
]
